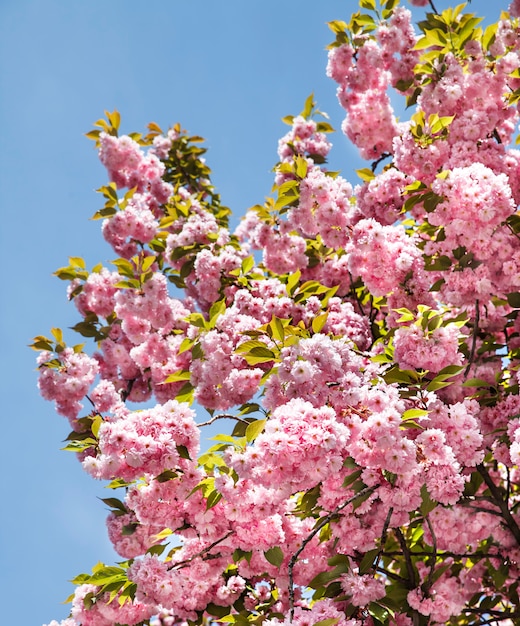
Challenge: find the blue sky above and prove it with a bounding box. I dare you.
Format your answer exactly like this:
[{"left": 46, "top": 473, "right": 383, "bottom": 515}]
[{"left": 0, "top": 1, "right": 510, "bottom": 624}]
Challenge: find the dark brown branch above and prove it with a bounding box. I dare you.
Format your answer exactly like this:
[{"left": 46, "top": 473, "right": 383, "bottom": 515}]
[
  {"left": 477, "top": 464, "right": 520, "bottom": 546},
  {"left": 382, "top": 550, "right": 507, "bottom": 561},
  {"left": 463, "top": 608, "right": 520, "bottom": 625},
  {"left": 373, "top": 507, "right": 393, "bottom": 573}
]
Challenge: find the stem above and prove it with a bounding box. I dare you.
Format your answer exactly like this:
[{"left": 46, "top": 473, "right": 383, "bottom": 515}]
[
  {"left": 373, "top": 507, "right": 393, "bottom": 573},
  {"left": 423, "top": 515, "right": 437, "bottom": 594},
  {"left": 428, "top": 0, "right": 439, "bottom": 14},
  {"left": 120, "top": 377, "right": 136, "bottom": 402},
  {"left": 477, "top": 464, "right": 520, "bottom": 546},
  {"left": 288, "top": 486, "right": 377, "bottom": 620}
]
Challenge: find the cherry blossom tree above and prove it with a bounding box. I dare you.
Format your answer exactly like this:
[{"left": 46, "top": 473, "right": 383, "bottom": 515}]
[{"left": 34, "top": 0, "right": 520, "bottom": 624}]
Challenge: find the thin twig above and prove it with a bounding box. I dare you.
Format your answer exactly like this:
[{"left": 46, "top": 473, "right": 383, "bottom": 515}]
[
  {"left": 288, "top": 486, "right": 377, "bottom": 620},
  {"left": 348, "top": 272, "right": 365, "bottom": 317},
  {"left": 429, "top": 0, "right": 439, "bottom": 14},
  {"left": 370, "top": 152, "right": 392, "bottom": 173},
  {"left": 197, "top": 413, "right": 250, "bottom": 428},
  {"left": 373, "top": 507, "right": 393, "bottom": 573},
  {"left": 375, "top": 566, "right": 406, "bottom": 583},
  {"left": 167, "top": 530, "right": 233, "bottom": 571}
]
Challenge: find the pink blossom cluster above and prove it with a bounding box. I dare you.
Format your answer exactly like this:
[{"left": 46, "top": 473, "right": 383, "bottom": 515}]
[
  {"left": 340, "top": 570, "right": 386, "bottom": 606},
  {"left": 346, "top": 218, "right": 422, "bottom": 297},
  {"left": 424, "top": 505, "right": 501, "bottom": 553},
  {"left": 327, "top": 5, "right": 419, "bottom": 162},
  {"left": 106, "top": 509, "right": 163, "bottom": 558},
  {"left": 99, "top": 132, "right": 172, "bottom": 204},
  {"left": 102, "top": 193, "right": 160, "bottom": 257},
  {"left": 393, "top": 319, "right": 463, "bottom": 373},
  {"left": 37, "top": 348, "right": 99, "bottom": 422},
  {"left": 90, "top": 273, "right": 193, "bottom": 405},
  {"left": 69, "top": 583, "right": 154, "bottom": 626},
  {"left": 425, "top": 399, "right": 484, "bottom": 467},
  {"left": 73, "top": 267, "right": 119, "bottom": 319},
  {"left": 82, "top": 399, "right": 199, "bottom": 481},
  {"left": 357, "top": 168, "right": 412, "bottom": 225},
  {"left": 264, "top": 334, "right": 373, "bottom": 410},
  {"left": 227, "top": 398, "right": 350, "bottom": 494},
  {"left": 288, "top": 166, "right": 357, "bottom": 249},
  {"left": 265, "top": 598, "right": 361, "bottom": 626},
  {"left": 407, "top": 564, "right": 469, "bottom": 623},
  {"left": 277, "top": 115, "right": 331, "bottom": 162}
]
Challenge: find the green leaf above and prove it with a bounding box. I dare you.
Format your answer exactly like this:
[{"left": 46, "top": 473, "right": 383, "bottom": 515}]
[
  {"left": 138, "top": 257, "right": 153, "bottom": 275},
  {"left": 312, "top": 312, "right": 328, "bottom": 334},
  {"left": 162, "top": 369, "right": 191, "bottom": 384},
  {"left": 420, "top": 484, "right": 436, "bottom": 515},
  {"left": 356, "top": 168, "right": 375, "bottom": 182},
  {"left": 205, "top": 489, "right": 223, "bottom": 510},
  {"left": 176, "top": 444, "right": 191, "bottom": 460},
  {"left": 175, "top": 381, "right": 194, "bottom": 404},
  {"left": 89, "top": 566, "right": 127, "bottom": 585},
  {"left": 342, "top": 469, "right": 362, "bottom": 488},
  {"left": 121, "top": 523, "right": 138, "bottom": 536},
  {"left": 99, "top": 497, "right": 127, "bottom": 514},
  {"left": 295, "top": 156, "right": 308, "bottom": 179},
  {"left": 358, "top": 548, "right": 379, "bottom": 575},
  {"left": 313, "top": 619, "right": 339, "bottom": 626},
  {"left": 301, "top": 93, "right": 315, "bottom": 119},
  {"left": 402, "top": 408, "right": 429, "bottom": 420},
  {"left": 269, "top": 316, "right": 286, "bottom": 342},
  {"left": 206, "top": 603, "right": 232, "bottom": 618},
  {"left": 245, "top": 419, "right": 267, "bottom": 443},
  {"left": 155, "top": 470, "right": 178, "bottom": 482},
  {"left": 264, "top": 546, "right": 284, "bottom": 567},
  {"left": 507, "top": 292, "right": 520, "bottom": 308},
  {"left": 209, "top": 299, "right": 226, "bottom": 327},
  {"left": 241, "top": 255, "right": 255, "bottom": 275}
]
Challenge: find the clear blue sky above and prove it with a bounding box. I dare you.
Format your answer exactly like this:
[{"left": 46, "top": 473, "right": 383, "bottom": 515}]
[{"left": 0, "top": 1, "right": 509, "bottom": 624}]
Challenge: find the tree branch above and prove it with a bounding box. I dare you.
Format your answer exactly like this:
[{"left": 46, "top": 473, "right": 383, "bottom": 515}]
[{"left": 288, "top": 486, "right": 377, "bottom": 620}]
